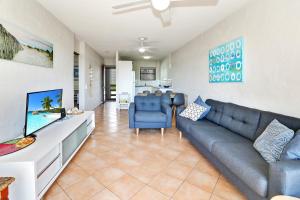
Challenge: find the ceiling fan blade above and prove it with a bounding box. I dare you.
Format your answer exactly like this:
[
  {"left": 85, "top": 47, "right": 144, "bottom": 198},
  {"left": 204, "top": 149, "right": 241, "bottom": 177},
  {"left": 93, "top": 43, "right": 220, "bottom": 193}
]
[
  {"left": 159, "top": 8, "right": 172, "bottom": 27},
  {"left": 170, "top": 0, "right": 219, "bottom": 7},
  {"left": 112, "top": 0, "right": 149, "bottom": 9},
  {"left": 113, "top": 4, "right": 152, "bottom": 14}
]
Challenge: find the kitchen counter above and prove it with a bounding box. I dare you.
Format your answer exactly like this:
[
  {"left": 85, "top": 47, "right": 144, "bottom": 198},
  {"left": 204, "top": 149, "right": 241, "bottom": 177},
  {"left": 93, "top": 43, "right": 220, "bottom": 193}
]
[{"left": 135, "top": 85, "right": 173, "bottom": 95}]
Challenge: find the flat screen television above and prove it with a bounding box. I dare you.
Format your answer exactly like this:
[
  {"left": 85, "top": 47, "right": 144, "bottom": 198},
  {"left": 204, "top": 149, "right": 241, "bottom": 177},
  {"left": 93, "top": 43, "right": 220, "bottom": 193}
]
[{"left": 25, "top": 89, "right": 63, "bottom": 137}]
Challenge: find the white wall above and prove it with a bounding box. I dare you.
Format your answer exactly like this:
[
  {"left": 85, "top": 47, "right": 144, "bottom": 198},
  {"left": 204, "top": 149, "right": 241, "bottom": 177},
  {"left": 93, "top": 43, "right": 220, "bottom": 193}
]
[
  {"left": 78, "top": 41, "right": 104, "bottom": 111},
  {"left": 0, "top": 0, "right": 74, "bottom": 142},
  {"left": 133, "top": 60, "right": 161, "bottom": 86},
  {"left": 169, "top": 0, "right": 300, "bottom": 118},
  {"left": 104, "top": 58, "right": 116, "bottom": 66},
  {"left": 160, "top": 55, "right": 172, "bottom": 81}
]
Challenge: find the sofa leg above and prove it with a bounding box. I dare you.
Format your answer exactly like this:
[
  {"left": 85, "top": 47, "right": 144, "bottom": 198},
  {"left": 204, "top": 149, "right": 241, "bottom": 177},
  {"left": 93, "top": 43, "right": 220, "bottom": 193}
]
[
  {"left": 161, "top": 128, "right": 164, "bottom": 136},
  {"left": 179, "top": 131, "right": 182, "bottom": 139},
  {"left": 136, "top": 128, "right": 139, "bottom": 136}
]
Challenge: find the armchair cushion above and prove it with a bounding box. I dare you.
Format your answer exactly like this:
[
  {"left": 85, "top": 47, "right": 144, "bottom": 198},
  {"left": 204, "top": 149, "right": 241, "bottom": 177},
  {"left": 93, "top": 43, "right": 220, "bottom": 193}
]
[
  {"left": 161, "top": 103, "right": 172, "bottom": 128},
  {"left": 129, "top": 103, "right": 135, "bottom": 128},
  {"left": 135, "top": 111, "right": 166, "bottom": 123},
  {"left": 135, "top": 96, "right": 161, "bottom": 111}
]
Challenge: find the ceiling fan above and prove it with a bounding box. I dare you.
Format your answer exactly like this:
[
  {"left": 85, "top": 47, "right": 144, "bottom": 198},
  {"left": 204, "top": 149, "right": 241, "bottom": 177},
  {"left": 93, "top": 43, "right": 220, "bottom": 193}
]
[
  {"left": 136, "top": 37, "right": 155, "bottom": 54},
  {"left": 113, "top": 0, "right": 218, "bottom": 12},
  {"left": 112, "top": 0, "right": 218, "bottom": 25}
]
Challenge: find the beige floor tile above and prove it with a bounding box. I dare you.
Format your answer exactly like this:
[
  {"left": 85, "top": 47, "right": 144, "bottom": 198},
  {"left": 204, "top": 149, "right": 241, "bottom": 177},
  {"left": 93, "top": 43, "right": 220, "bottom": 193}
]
[
  {"left": 175, "top": 152, "right": 200, "bottom": 167},
  {"left": 57, "top": 163, "right": 88, "bottom": 189},
  {"left": 107, "top": 174, "right": 145, "bottom": 200},
  {"left": 44, "top": 192, "right": 71, "bottom": 200},
  {"left": 124, "top": 165, "right": 159, "bottom": 184},
  {"left": 213, "top": 176, "right": 246, "bottom": 200},
  {"left": 44, "top": 181, "right": 63, "bottom": 198},
  {"left": 173, "top": 182, "right": 211, "bottom": 200},
  {"left": 164, "top": 161, "right": 193, "bottom": 180},
  {"left": 131, "top": 186, "right": 168, "bottom": 200},
  {"left": 186, "top": 169, "right": 219, "bottom": 193},
  {"left": 93, "top": 167, "right": 126, "bottom": 186},
  {"left": 149, "top": 173, "right": 183, "bottom": 197},
  {"left": 72, "top": 151, "right": 98, "bottom": 164},
  {"left": 89, "top": 189, "right": 120, "bottom": 200},
  {"left": 76, "top": 158, "right": 110, "bottom": 174},
  {"left": 64, "top": 176, "right": 104, "bottom": 200},
  {"left": 194, "top": 158, "right": 220, "bottom": 177}
]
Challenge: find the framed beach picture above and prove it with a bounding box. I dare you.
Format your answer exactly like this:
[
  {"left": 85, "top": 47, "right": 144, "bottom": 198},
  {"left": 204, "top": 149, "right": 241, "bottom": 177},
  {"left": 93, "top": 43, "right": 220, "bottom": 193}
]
[
  {"left": 209, "top": 37, "right": 244, "bottom": 83},
  {"left": 0, "top": 19, "right": 53, "bottom": 68}
]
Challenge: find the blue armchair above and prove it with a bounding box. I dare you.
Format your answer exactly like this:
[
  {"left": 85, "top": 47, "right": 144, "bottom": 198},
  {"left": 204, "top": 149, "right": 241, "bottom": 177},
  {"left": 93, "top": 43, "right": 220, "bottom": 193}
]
[{"left": 129, "top": 96, "right": 172, "bottom": 135}]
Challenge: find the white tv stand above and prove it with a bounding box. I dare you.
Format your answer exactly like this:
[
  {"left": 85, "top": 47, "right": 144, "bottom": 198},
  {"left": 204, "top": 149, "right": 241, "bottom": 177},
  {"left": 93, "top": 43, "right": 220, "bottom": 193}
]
[{"left": 0, "top": 111, "right": 95, "bottom": 200}]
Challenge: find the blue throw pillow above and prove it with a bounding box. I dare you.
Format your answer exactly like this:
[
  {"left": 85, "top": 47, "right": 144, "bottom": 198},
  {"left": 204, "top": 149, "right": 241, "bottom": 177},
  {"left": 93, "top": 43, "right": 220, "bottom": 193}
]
[
  {"left": 281, "top": 131, "right": 300, "bottom": 160},
  {"left": 193, "top": 96, "right": 211, "bottom": 120}
]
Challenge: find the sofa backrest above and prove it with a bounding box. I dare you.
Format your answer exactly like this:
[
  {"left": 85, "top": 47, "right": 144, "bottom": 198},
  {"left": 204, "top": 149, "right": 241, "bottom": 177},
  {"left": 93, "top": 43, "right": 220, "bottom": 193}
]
[
  {"left": 219, "top": 103, "right": 261, "bottom": 140},
  {"left": 255, "top": 111, "right": 300, "bottom": 140},
  {"left": 134, "top": 96, "right": 161, "bottom": 112},
  {"left": 205, "top": 99, "right": 300, "bottom": 141},
  {"left": 205, "top": 99, "right": 225, "bottom": 124}
]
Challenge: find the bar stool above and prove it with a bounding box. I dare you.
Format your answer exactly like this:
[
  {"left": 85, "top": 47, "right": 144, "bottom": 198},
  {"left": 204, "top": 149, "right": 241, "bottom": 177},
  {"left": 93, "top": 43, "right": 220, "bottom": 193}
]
[{"left": 143, "top": 90, "right": 150, "bottom": 96}]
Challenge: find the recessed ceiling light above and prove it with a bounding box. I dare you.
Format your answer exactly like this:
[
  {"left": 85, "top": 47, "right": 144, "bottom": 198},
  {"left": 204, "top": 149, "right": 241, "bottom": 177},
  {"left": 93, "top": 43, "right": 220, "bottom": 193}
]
[{"left": 143, "top": 56, "right": 152, "bottom": 60}]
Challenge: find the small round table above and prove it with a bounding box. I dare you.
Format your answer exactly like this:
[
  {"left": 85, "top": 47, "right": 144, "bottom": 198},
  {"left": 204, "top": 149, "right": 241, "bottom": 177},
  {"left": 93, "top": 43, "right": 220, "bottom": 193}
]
[{"left": 271, "top": 196, "right": 300, "bottom": 200}]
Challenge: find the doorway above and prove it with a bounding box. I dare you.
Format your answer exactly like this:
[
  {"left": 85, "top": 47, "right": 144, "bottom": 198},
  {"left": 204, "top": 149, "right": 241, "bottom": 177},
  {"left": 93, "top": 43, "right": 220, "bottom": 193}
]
[{"left": 102, "top": 66, "right": 116, "bottom": 102}]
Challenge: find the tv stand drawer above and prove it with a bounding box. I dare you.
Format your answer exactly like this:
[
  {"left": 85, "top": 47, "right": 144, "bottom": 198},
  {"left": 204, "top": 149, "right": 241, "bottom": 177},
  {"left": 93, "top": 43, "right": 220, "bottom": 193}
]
[
  {"left": 36, "top": 153, "right": 61, "bottom": 195},
  {"left": 36, "top": 145, "right": 60, "bottom": 175}
]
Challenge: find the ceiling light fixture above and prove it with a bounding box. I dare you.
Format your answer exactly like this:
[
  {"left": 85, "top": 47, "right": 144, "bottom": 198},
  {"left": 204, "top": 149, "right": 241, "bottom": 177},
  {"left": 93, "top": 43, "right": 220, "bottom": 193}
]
[
  {"left": 143, "top": 56, "right": 152, "bottom": 60},
  {"left": 151, "top": 0, "right": 170, "bottom": 11},
  {"left": 138, "top": 47, "right": 146, "bottom": 53}
]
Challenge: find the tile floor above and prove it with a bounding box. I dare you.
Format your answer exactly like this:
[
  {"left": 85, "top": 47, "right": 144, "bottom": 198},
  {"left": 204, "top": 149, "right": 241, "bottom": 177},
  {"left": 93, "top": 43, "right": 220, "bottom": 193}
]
[{"left": 44, "top": 102, "right": 246, "bottom": 200}]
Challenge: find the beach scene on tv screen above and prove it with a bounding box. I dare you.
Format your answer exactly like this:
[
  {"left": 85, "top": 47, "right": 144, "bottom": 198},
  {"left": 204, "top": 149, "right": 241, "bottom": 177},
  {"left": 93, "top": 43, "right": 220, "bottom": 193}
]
[{"left": 26, "top": 90, "right": 62, "bottom": 135}]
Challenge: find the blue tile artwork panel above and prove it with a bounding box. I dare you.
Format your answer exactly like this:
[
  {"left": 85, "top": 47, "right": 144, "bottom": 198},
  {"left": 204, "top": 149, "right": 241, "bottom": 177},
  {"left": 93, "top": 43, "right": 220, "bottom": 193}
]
[{"left": 209, "top": 37, "right": 244, "bottom": 83}]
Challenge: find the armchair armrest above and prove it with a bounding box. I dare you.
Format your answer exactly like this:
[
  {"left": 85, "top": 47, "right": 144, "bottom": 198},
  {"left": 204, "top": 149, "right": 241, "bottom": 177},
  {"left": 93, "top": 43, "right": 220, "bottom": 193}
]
[
  {"left": 128, "top": 103, "right": 135, "bottom": 128},
  {"left": 269, "top": 160, "right": 300, "bottom": 198},
  {"left": 161, "top": 103, "right": 172, "bottom": 128},
  {"left": 176, "top": 105, "right": 186, "bottom": 116}
]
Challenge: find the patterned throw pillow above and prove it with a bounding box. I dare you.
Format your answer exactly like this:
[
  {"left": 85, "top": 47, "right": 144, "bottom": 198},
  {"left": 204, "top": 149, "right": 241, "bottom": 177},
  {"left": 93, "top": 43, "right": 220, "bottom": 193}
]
[
  {"left": 194, "top": 96, "right": 211, "bottom": 120},
  {"left": 254, "top": 119, "right": 294, "bottom": 163},
  {"left": 179, "top": 103, "right": 207, "bottom": 121}
]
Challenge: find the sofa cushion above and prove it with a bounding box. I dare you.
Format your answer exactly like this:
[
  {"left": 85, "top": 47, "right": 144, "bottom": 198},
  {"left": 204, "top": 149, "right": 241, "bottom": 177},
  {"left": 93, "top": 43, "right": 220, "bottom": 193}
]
[
  {"left": 219, "top": 103, "right": 261, "bottom": 140},
  {"left": 255, "top": 111, "right": 300, "bottom": 140},
  {"left": 212, "top": 142, "right": 268, "bottom": 197},
  {"left": 135, "top": 96, "right": 161, "bottom": 112},
  {"left": 135, "top": 111, "right": 166, "bottom": 123},
  {"left": 205, "top": 99, "right": 225, "bottom": 125},
  {"left": 189, "top": 123, "right": 250, "bottom": 152}
]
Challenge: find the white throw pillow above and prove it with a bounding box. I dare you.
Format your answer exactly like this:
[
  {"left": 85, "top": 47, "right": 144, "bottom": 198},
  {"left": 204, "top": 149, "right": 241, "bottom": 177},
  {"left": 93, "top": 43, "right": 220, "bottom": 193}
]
[
  {"left": 254, "top": 119, "right": 294, "bottom": 163},
  {"left": 179, "top": 103, "right": 207, "bottom": 121}
]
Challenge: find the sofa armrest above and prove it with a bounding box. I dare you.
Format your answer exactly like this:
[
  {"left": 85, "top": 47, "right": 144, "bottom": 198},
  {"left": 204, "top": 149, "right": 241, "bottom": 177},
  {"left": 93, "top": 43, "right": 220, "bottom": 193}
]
[
  {"left": 161, "top": 103, "right": 172, "bottom": 128},
  {"left": 176, "top": 105, "right": 186, "bottom": 116},
  {"left": 269, "top": 160, "right": 300, "bottom": 198},
  {"left": 128, "top": 103, "right": 135, "bottom": 128}
]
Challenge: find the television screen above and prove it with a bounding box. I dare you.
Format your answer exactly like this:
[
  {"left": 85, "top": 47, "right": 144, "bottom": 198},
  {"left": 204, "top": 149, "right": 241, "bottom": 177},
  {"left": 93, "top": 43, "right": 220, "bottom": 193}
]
[{"left": 25, "top": 89, "right": 63, "bottom": 136}]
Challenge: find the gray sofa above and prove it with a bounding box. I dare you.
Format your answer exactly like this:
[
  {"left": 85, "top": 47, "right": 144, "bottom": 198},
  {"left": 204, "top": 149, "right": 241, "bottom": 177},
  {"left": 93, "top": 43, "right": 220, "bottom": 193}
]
[{"left": 176, "top": 99, "right": 300, "bottom": 200}]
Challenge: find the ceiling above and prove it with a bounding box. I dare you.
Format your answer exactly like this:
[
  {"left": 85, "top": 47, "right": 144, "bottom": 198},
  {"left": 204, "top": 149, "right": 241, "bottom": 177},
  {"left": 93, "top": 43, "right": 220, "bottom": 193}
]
[{"left": 37, "top": 0, "right": 251, "bottom": 61}]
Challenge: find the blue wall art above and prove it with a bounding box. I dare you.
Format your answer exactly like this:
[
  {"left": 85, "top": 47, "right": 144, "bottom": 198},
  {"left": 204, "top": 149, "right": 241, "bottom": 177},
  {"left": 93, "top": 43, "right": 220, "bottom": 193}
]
[{"left": 209, "top": 37, "right": 244, "bottom": 83}]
